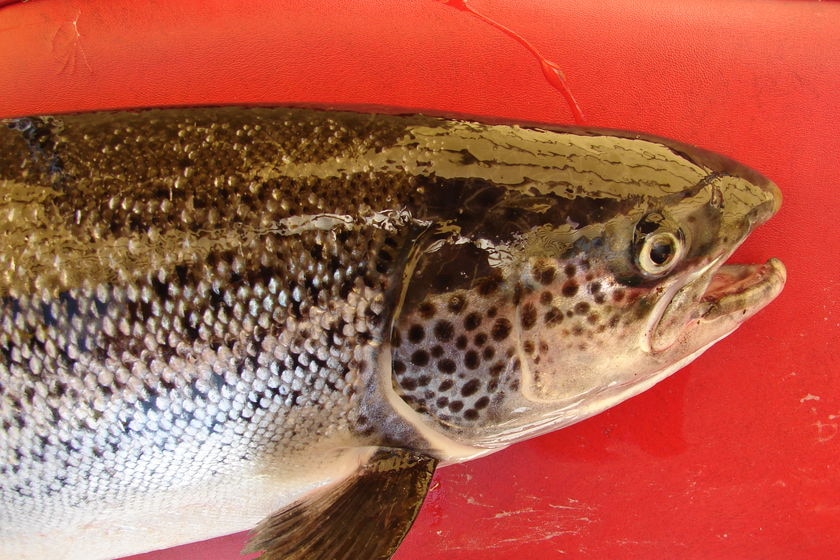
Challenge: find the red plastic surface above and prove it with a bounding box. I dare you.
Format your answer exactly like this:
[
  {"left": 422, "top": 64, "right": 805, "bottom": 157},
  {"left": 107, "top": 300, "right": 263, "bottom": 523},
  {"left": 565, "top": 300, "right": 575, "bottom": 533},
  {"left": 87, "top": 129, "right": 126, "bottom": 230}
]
[{"left": 1, "top": 1, "right": 838, "bottom": 559}]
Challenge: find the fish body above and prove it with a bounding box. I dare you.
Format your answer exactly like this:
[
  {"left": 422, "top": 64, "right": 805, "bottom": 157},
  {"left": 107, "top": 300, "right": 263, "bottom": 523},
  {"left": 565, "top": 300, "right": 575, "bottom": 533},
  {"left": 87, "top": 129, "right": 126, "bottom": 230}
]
[{"left": 0, "top": 107, "right": 784, "bottom": 559}]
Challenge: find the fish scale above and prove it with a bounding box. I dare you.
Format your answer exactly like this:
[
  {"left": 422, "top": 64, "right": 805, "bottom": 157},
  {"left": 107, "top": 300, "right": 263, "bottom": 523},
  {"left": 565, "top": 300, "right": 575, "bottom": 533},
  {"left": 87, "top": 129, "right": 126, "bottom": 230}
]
[
  {"left": 0, "top": 107, "right": 784, "bottom": 559},
  {"left": 1, "top": 219, "right": 393, "bottom": 512}
]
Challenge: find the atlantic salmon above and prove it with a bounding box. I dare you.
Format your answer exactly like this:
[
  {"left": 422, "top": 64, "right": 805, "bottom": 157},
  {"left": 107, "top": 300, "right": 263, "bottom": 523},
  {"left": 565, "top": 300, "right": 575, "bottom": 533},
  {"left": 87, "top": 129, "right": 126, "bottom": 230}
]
[{"left": 0, "top": 107, "right": 785, "bottom": 559}]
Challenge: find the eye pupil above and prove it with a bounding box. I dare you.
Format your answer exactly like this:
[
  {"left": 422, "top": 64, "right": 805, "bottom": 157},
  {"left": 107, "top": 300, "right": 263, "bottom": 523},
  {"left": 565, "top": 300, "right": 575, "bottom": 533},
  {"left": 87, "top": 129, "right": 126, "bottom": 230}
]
[{"left": 649, "top": 239, "right": 674, "bottom": 265}]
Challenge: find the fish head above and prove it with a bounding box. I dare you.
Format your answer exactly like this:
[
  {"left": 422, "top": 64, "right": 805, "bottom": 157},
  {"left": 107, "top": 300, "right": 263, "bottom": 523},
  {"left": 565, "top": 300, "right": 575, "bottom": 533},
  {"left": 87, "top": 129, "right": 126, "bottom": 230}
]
[{"left": 390, "top": 128, "right": 785, "bottom": 452}]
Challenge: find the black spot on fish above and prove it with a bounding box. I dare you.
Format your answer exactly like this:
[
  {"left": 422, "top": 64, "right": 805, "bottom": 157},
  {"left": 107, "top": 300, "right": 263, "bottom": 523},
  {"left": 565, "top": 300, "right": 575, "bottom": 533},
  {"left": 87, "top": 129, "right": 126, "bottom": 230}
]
[
  {"left": 464, "top": 312, "right": 482, "bottom": 331},
  {"left": 447, "top": 294, "right": 467, "bottom": 314},
  {"left": 139, "top": 300, "right": 153, "bottom": 320},
  {"left": 464, "top": 409, "right": 479, "bottom": 421},
  {"left": 474, "top": 332, "right": 488, "bottom": 346},
  {"left": 540, "top": 291, "right": 553, "bottom": 306},
  {"left": 455, "top": 335, "right": 468, "bottom": 350},
  {"left": 564, "top": 264, "right": 577, "bottom": 277},
  {"left": 439, "top": 379, "right": 454, "bottom": 391},
  {"left": 431, "top": 345, "right": 444, "bottom": 358},
  {"left": 376, "top": 248, "right": 392, "bottom": 262},
  {"left": 408, "top": 324, "right": 425, "bottom": 344},
  {"left": 58, "top": 292, "right": 80, "bottom": 319},
  {"left": 151, "top": 277, "right": 169, "bottom": 302},
  {"left": 410, "top": 350, "right": 429, "bottom": 367},
  {"left": 491, "top": 318, "right": 512, "bottom": 341},
  {"left": 434, "top": 320, "right": 455, "bottom": 342},
  {"left": 174, "top": 264, "right": 190, "bottom": 285},
  {"left": 401, "top": 378, "right": 418, "bottom": 391},
  {"left": 461, "top": 379, "right": 481, "bottom": 397},
  {"left": 476, "top": 275, "right": 502, "bottom": 297},
  {"left": 437, "top": 359, "right": 456, "bottom": 374},
  {"left": 575, "top": 302, "right": 591, "bottom": 315},
  {"left": 338, "top": 280, "right": 353, "bottom": 299},
  {"left": 482, "top": 346, "right": 495, "bottom": 360},
  {"left": 545, "top": 307, "right": 564, "bottom": 326},
  {"left": 418, "top": 301, "right": 436, "bottom": 319},
  {"left": 534, "top": 262, "right": 557, "bottom": 285},
  {"left": 475, "top": 396, "right": 490, "bottom": 409},
  {"left": 208, "top": 287, "right": 225, "bottom": 309},
  {"left": 490, "top": 361, "right": 505, "bottom": 378},
  {"left": 458, "top": 148, "right": 479, "bottom": 165},
  {"left": 562, "top": 281, "right": 579, "bottom": 297},
  {"left": 464, "top": 350, "right": 480, "bottom": 369},
  {"left": 393, "top": 360, "right": 406, "bottom": 375},
  {"left": 449, "top": 400, "right": 464, "bottom": 412},
  {"left": 521, "top": 303, "right": 537, "bottom": 329},
  {"left": 436, "top": 396, "right": 449, "bottom": 408},
  {"left": 41, "top": 303, "right": 57, "bottom": 327}
]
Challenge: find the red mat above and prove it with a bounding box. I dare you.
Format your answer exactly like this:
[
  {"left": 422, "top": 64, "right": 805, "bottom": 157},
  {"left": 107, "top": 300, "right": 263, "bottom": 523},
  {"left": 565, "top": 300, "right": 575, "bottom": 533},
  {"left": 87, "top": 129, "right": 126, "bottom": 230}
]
[{"left": 1, "top": 1, "right": 838, "bottom": 559}]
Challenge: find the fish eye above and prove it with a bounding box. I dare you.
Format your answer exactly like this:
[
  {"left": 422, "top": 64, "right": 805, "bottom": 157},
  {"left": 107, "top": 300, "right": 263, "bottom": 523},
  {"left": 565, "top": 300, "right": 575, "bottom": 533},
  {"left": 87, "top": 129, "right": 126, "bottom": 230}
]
[{"left": 638, "top": 231, "right": 682, "bottom": 275}]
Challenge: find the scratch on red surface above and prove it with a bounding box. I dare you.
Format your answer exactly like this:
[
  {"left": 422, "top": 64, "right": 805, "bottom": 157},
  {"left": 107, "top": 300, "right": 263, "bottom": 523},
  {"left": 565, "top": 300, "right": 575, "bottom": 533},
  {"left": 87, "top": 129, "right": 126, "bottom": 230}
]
[
  {"left": 440, "top": 490, "right": 597, "bottom": 552},
  {"left": 814, "top": 418, "right": 838, "bottom": 443},
  {"left": 52, "top": 9, "right": 92, "bottom": 74},
  {"left": 440, "top": 0, "right": 586, "bottom": 124}
]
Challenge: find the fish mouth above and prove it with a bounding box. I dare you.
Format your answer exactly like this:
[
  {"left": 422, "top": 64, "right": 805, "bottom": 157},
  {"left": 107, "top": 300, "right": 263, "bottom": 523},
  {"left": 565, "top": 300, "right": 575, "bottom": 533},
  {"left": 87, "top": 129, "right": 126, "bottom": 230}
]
[
  {"left": 698, "top": 258, "right": 786, "bottom": 321},
  {"left": 647, "top": 257, "right": 786, "bottom": 353}
]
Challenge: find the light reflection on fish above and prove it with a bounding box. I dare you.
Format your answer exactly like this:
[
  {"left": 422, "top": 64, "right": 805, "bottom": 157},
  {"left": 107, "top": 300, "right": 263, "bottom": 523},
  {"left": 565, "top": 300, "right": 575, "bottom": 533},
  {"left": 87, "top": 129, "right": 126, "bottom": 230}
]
[{"left": 0, "top": 107, "right": 785, "bottom": 559}]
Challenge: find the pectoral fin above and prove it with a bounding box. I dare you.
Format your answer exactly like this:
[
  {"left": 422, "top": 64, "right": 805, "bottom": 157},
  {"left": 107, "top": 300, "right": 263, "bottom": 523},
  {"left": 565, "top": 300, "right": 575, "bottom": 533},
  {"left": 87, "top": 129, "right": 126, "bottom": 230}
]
[{"left": 244, "top": 447, "right": 438, "bottom": 560}]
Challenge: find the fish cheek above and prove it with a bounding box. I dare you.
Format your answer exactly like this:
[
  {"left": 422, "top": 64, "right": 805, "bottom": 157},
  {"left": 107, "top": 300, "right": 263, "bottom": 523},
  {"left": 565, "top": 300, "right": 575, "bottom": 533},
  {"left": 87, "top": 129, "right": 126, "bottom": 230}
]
[{"left": 391, "top": 285, "right": 521, "bottom": 434}]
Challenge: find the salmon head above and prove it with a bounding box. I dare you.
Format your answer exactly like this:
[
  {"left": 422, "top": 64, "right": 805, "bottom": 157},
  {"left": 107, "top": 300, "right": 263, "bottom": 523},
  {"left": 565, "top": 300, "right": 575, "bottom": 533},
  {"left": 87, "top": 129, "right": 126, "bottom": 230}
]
[{"left": 389, "top": 123, "right": 785, "bottom": 452}]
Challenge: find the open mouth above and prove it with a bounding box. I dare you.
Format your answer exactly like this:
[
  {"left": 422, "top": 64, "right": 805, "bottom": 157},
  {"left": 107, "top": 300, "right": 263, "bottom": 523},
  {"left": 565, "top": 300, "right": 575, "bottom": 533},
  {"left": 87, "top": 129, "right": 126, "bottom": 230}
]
[
  {"left": 648, "top": 256, "right": 786, "bottom": 353},
  {"left": 700, "top": 258, "right": 787, "bottom": 321}
]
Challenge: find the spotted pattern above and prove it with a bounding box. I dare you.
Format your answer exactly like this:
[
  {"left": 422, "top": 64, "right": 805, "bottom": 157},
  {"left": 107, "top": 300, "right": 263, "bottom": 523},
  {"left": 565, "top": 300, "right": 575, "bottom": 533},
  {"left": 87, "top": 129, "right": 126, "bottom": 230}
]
[
  {"left": 392, "top": 280, "right": 520, "bottom": 428},
  {"left": 392, "top": 255, "right": 646, "bottom": 430}
]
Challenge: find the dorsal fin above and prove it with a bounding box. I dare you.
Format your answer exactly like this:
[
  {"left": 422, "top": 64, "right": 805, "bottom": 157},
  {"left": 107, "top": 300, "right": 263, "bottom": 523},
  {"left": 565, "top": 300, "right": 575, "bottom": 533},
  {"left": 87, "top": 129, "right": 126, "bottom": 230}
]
[{"left": 244, "top": 447, "right": 438, "bottom": 560}]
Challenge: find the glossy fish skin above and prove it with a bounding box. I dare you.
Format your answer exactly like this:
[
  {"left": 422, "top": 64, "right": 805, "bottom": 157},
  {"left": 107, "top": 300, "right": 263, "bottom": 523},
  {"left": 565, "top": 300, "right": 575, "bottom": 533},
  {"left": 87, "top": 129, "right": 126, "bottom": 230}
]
[{"left": 0, "top": 107, "right": 784, "bottom": 559}]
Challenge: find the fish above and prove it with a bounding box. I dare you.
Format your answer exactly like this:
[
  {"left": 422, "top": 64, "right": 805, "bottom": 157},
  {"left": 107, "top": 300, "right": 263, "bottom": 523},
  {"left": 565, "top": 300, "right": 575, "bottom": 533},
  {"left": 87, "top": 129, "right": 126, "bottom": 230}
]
[{"left": 0, "top": 107, "right": 785, "bottom": 560}]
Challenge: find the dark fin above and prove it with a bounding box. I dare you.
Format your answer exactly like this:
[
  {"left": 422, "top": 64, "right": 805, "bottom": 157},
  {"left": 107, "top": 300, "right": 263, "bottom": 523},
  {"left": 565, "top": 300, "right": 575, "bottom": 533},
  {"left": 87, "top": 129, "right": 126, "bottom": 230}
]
[{"left": 244, "top": 448, "right": 438, "bottom": 560}]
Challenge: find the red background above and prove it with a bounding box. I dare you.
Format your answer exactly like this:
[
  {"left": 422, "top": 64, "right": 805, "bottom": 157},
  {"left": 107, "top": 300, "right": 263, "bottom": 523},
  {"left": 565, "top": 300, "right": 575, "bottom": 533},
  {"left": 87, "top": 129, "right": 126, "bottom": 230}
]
[{"left": 1, "top": 1, "right": 838, "bottom": 559}]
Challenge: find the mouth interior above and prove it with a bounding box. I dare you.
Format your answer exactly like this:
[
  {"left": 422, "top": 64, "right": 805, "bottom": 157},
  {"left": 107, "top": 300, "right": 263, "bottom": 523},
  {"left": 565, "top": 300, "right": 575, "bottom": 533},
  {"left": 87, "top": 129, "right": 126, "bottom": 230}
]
[{"left": 699, "top": 258, "right": 786, "bottom": 320}]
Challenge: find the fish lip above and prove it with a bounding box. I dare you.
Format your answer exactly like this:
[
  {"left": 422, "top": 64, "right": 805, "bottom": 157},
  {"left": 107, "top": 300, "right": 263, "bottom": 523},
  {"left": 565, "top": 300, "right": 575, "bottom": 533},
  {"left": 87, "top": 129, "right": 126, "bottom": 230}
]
[
  {"left": 698, "top": 258, "right": 787, "bottom": 322},
  {"left": 645, "top": 256, "right": 786, "bottom": 354}
]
